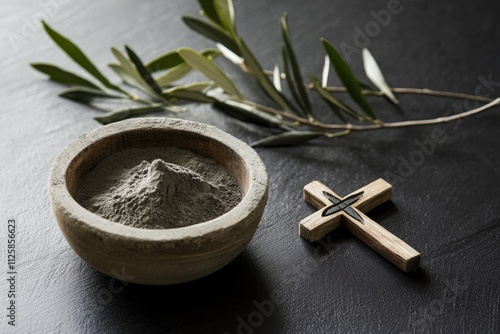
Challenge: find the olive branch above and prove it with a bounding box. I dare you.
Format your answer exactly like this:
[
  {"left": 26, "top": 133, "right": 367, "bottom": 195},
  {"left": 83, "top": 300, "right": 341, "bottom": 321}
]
[{"left": 31, "top": 0, "right": 500, "bottom": 147}]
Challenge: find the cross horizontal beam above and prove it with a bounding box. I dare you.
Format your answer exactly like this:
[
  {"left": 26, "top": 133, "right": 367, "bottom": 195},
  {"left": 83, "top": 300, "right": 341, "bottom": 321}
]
[{"left": 301, "top": 179, "right": 392, "bottom": 241}]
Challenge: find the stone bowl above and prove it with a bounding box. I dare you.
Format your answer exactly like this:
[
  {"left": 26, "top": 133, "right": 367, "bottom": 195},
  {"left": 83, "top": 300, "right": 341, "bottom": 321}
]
[{"left": 49, "top": 118, "right": 268, "bottom": 285}]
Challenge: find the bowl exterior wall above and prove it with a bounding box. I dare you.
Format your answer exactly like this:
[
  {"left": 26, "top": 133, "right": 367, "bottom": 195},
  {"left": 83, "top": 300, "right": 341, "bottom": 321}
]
[
  {"left": 52, "top": 189, "right": 267, "bottom": 285},
  {"left": 49, "top": 118, "right": 268, "bottom": 285}
]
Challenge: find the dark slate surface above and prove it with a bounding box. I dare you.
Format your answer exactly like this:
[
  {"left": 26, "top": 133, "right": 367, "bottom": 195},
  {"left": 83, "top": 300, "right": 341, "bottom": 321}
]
[{"left": 1, "top": 0, "right": 499, "bottom": 333}]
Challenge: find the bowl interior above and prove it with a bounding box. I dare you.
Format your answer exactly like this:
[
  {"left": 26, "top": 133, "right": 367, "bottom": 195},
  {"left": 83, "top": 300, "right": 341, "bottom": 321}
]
[{"left": 65, "top": 127, "right": 250, "bottom": 204}]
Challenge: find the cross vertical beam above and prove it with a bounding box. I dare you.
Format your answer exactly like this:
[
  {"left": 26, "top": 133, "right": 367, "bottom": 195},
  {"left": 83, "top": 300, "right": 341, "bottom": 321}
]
[{"left": 299, "top": 179, "right": 421, "bottom": 272}]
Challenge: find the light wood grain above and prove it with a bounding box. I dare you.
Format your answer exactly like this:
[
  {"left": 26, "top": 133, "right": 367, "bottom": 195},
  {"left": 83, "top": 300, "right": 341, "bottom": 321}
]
[
  {"left": 299, "top": 179, "right": 420, "bottom": 272},
  {"left": 342, "top": 211, "right": 421, "bottom": 273},
  {"left": 301, "top": 178, "right": 392, "bottom": 241},
  {"left": 299, "top": 209, "right": 342, "bottom": 242}
]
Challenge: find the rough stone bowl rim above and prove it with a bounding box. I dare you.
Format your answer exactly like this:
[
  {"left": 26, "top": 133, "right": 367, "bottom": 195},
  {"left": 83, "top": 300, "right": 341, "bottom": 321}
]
[{"left": 49, "top": 117, "right": 268, "bottom": 244}]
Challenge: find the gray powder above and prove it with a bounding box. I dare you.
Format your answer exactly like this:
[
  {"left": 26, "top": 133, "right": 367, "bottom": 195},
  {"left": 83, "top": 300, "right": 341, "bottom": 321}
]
[{"left": 75, "top": 147, "right": 242, "bottom": 229}]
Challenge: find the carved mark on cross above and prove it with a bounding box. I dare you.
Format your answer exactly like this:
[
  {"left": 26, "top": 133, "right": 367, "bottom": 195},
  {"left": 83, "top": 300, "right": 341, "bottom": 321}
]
[{"left": 299, "top": 179, "right": 421, "bottom": 273}]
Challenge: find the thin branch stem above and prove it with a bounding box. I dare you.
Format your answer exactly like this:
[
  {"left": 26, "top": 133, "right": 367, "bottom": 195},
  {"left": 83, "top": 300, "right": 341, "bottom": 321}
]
[
  {"left": 262, "top": 69, "right": 494, "bottom": 103},
  {"left": 325, "top": 86, "right": 494, "bottom": 103},
  {"left": 245, "top": 98, "right": 500, "bottom": 132},
  {"left": 371, "top": 98, "right": 500, "bottom": 129}
]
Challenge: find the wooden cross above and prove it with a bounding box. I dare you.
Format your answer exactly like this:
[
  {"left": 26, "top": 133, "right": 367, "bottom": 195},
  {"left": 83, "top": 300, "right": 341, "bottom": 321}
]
[{"left": 299, "top": 178, "right": 421, "bottom": 272}]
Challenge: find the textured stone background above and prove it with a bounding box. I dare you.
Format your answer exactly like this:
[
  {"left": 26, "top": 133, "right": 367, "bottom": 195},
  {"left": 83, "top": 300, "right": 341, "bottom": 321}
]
[{"left": 1, "top": 0, "right": 499, "bottom": 332}]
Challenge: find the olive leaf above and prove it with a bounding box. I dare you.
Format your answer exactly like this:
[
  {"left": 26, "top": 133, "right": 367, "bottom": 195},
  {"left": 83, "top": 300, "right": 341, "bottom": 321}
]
[
  {"left": 164, "top": 82, "right": 215, "bottom": 103},
  {"left": 251, "top": 130, "right": 325, "bottom": 147},
  {"left": 322, "top": 55, "right": 330, "bottom": 87},
  {"left": 216, "top": 43, "right": 244, "bottom": 65},
  {"left": 41, "top": 21, "right": 119, "bottom": 92},
  {"left": 125, "top": 45, "right": 163, "bottom": 96},
  {"left": 152, "top": 49, "right": 221, "bottom": 87},
  {"left": 59, "top": 87, "right": 123, "bottom": 102},
  {"left": 212, "top": 0, "right": 236, "bottom": 33},
  {"left": 108, "top": 63, "right": 139, "bottom": 87},
  {"left": 216, "top": 99, "right": 288, "bottom": 128},
  {"left": 31, "top": 63, "right": 100, "bottom": 89},
  {"left": 198, "top": 0, "right": 236, "bottom": 34},
  {"left": 281, "top": 14, "right": 311, "bottom": 117},
  {"left": 281, "top": 46, "right": 302, "bottom": 114},
  {"left": 362, "top": 48, "right": 399, "bottom": 105},
  {"left": 110, "top": 47, "right": 161, "bottom": 99},
  {"left": 145, "top": 50, "right": 184, "bottom": 73},
  {"left": 208, "top": 88, "right": 291, "bottom": 128},
  {"left": 145, "top": 48, "right": 220, "bottom": 73},
  {"left": 237, "top": 39, "right": 290, "bottom": 110},
  {"left": 322, "top": 38, "right": 378, "bottom": 120},
  {"left": 198, "top": 0, "right": 224, "bottom": 27},
  {"left": 310, "top": 75, "right": 362, "bottom": 121},
  {"left": 182, "top": 16, "right": 241, "bottom": 56},
  {"left": 273, "top": 65, "right": 282, "bottom": 92},
  {"left": 94, "top": 105, "right": 165, "bottom": 125},
  {"left": 198, "top": 48, "right": 223, "bottom": 60},
  {"left": 178, "top": 47, "right": 242, "bottom": 98},
  {"left": 155, "top": 64, "right": 192, "bottom": 87}
]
